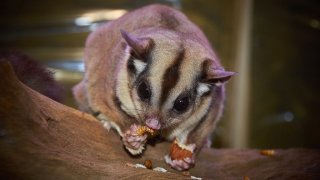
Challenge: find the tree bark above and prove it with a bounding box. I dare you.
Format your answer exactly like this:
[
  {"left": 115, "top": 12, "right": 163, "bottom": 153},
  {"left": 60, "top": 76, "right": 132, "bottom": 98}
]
[{"left": 0, "top": 61, "right": 319, "bottom": 179}]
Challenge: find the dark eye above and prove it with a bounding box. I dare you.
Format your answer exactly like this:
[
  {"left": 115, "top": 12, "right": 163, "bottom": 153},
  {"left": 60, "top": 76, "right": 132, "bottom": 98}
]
[
  {"left": 173, "top": 96, "right": 190, "bottom": 113},
  {"left": 137, "top": 81, "right": 151, "bottom": 101}
]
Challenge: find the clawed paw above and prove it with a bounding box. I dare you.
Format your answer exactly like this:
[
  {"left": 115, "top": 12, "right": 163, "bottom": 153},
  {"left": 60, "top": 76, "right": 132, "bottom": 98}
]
[
  {"left": 123, "top": 124, "right": 147, "bottom": 155},
  {"left": 164, "top": 155, "right": 195, "bottom": 171},
  {"left": 165, "top": 140, "right": 196, "bottom": 171}
]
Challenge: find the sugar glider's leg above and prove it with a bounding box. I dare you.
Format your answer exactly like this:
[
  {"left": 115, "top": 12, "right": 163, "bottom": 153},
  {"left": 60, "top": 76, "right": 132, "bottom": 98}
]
[{"left": 95, "top": 113, "right": 147, "bottom": 155}]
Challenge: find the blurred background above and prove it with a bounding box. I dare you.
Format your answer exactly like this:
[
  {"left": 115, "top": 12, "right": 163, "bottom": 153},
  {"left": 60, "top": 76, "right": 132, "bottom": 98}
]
[{"left": 0, "top": 0, "right": 319, "bottom": 149}]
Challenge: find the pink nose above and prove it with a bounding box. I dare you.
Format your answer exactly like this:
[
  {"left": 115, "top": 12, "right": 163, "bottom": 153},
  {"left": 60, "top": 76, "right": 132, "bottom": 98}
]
[{"left": 146, "top": 118, "right": 161, "bottom": 130}]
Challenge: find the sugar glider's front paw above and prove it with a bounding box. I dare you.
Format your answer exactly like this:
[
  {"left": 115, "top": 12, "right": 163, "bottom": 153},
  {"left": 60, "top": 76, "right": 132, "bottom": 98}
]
[
  {"left": 164, "top": 155, "right": 195, "bottom": 171},
  {"left": 123, "top": 124, "right": 148, "bottom": 155},
  {"left": 164, "top": 139, "right": 196, "bottom": 171}
]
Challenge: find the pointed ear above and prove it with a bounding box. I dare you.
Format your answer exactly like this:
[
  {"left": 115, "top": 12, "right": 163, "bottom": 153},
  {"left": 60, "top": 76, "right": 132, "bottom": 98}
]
[
  {"left": 202, "top": 60, "right": 236, "bottom": 87},
  {"left": 120, "top": 29, "right": 154, "bottom": 60}
]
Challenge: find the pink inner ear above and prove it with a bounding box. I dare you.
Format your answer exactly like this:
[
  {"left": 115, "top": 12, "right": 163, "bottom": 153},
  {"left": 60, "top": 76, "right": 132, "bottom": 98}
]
[
  {"left": 212, "top": 70, "right": 236, "bottom": 79},
  {"left": 120, "top": 30, "right": 152, "bottom": 57},
  {"left": 207, "top": 69, "right": 236, "bottom": 83},
  {"left": 202, "top": 59, "right": 236, "bottom": 84}
]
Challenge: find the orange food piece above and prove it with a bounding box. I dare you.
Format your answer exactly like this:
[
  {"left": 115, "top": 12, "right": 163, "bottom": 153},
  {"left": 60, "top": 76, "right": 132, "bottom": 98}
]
[
  {"left": 144, "top": 160, "right": 153, "bottom": 169},
  {"left": 260, "top": 149, "right": 275, "bottom": 156},
  {"left": 169, "top": 140, "right": 193, "bottom": 160}
]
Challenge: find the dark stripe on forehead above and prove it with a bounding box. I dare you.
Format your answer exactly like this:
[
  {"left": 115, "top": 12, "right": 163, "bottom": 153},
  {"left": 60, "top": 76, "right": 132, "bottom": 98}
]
[{"left": 160, "top": 48, "right": 185, "bottom": 106}]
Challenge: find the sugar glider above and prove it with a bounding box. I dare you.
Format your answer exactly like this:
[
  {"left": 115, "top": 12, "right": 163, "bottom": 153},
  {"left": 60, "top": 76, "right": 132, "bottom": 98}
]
[{"left": 73, "top": 4, "right": 235, "bottom": 171}]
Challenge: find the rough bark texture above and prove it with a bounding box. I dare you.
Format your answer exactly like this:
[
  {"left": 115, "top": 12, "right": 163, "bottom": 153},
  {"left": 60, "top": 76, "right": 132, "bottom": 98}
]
[{"left": 0, "top": 61, "right": 319, "bottom": 179}]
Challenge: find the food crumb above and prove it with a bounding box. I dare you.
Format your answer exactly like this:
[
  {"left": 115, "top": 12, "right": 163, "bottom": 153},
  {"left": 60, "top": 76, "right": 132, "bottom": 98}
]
[
  {"left": 153, "top": 167, "right": 167, "bottom": 173},
  {"left": 125, "top": 163, "right": 146, "bottom": 169},
  {"left": 260, "top": 149, "right": 275, "bottom": 156},
  {"left": 144, "top": 160, "right": 153, "bottom": 169}
]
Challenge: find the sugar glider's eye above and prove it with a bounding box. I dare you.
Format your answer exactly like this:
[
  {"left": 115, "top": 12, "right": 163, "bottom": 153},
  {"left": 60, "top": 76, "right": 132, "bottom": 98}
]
[
  {"left": 173, "top": 96, "right": 190, "bottom": 113},
  {"left": 137, "top": 81, "right": 151, "bottom": 101}
]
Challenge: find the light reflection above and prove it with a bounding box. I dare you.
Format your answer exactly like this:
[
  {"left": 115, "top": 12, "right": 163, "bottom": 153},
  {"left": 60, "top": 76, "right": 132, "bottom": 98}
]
[
  {"left": 75, "top": 9, "right": 127, "bottom": 26},
  {"left": 89, "top": 23, "right": 100, "bottom": 31},
  {"left": 75, "top": 17, "right": 92, "bottom": 26},
  {"left": 45, "top": 60, "right": 84, "bottom": 72},
  {"left": 310, "top": 19, "right": 320, "bottom": 29},
  {"left": 50, "top": 68, "right": 83, "bottom": 82},
  {"left": 283, "top": 112, "right": 294, "bottom": 122},
  {"left": 260, "top": 111, "right": 295, "bottom": 127}
]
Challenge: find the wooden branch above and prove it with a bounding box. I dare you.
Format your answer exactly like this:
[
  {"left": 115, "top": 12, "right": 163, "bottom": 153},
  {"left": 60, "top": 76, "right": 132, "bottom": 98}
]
[{"left": 0, "top": 61, "right": 319, "bottom": 179}]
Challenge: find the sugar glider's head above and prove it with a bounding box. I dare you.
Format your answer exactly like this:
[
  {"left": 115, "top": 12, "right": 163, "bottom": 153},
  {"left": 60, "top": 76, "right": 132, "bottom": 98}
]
[{"left": 115, "top": 30, "right": 235, "bottom": 131}]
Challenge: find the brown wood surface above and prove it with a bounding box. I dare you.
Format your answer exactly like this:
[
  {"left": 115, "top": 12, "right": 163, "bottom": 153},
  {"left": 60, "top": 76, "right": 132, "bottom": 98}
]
[{"left": 0, "top": 61, "right": 319, "bottom": 179}]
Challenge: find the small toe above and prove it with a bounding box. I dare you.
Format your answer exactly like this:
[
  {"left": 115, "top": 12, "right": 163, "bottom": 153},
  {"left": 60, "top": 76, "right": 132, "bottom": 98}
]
[
  {"left": 164, "top": 155, "right": 192, "bottom": 171},
  {"left": 184, "top": 157, "right": 192, "bottom": 163}
]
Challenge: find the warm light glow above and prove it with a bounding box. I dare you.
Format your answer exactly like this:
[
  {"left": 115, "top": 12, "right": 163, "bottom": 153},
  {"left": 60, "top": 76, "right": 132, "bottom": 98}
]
[
  {"left": 75, "top": 9, "right": 127, "bottom": 26},
  {"left": 49, "top": 68, "right": 83, "bottom": 82}
]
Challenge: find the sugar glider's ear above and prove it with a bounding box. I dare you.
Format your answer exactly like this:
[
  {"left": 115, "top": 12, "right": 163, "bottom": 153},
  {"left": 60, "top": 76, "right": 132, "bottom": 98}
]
[
  {"left": 120, "top": 29, "right": 154, "bottom": 60},
  {"left": 198, "top": 60, "right": 235, "bottom": 96},
  {"left": 120, "top": 30, "right": 154, "bottom": 75},
  {"left": 201, "top": 59, "right": 236, "bottom": 87}
]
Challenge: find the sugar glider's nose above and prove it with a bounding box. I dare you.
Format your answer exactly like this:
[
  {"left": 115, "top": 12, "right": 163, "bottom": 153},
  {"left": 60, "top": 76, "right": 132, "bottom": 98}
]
[{"left": 146, "top": 117, "right": 161, "bottom": 130}]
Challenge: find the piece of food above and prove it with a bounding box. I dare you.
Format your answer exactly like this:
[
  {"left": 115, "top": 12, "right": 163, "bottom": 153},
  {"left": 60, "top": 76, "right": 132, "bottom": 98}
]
[
  {"left": 144, "top": 160, "right": 153, "bottom": 169},
  {"left": 260, "top": 149, "right": 275, "bottom": 156},
  {"left": 169, "top": 139, "right": 193, "bottom": 160},
  {"left": 136, "top": 126, "right": 156, "bottom": 136},
  {"left": 153, "top": 167, "right": 168, "bottom": 173}
]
